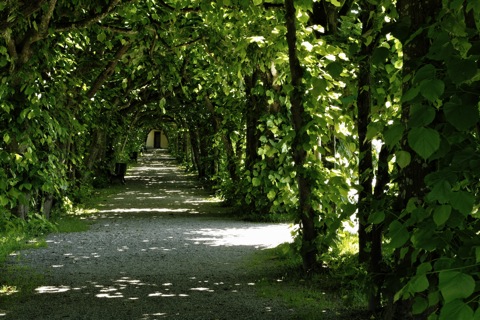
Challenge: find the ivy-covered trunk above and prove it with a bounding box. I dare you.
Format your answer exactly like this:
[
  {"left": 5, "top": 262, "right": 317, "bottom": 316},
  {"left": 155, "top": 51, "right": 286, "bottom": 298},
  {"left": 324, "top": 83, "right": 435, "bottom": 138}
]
[
  {"left": 244, "top": 70, "right": 263, "bottom": 173},
  {"left": 356, "top": 3, "right": 385, "bottom": 312},
  {"left": 285, "top": 0, "right": 318, "bottom": 271},
  {"left": 384, "top": 0, "right": 442, "bottom": 318}
]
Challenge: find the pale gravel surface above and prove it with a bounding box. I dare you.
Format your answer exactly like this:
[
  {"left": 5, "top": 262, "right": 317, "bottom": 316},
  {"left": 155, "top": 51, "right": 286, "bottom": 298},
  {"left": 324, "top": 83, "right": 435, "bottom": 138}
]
[{"left": 2, "top": 150, "right": 299, "bottom": 320}]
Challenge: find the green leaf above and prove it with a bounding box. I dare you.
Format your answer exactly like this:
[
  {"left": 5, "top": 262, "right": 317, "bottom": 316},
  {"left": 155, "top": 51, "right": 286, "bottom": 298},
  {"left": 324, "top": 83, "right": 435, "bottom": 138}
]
[
  {"left": 411, "top": 222, "right": 438, "bottom": 250},
  {"left": 439, "top": 300, "right": 474, "bottom": 320},
  {"left": 408, "top": 127, "right": 440, "bottom": 160},
  {"left": 412, "top": 297, "right": 428, "bottom": 315},
  {"left": 327, "top": 0, "right": 341, "bottom": 6},
  {"left": 433, "top": 205, "right": 452, "bottom": 226},
  {"left": 3, "top": 133, "right": 10, "bottom": 144},
  {"left": 366, "top": 122, "right": 382, "bottom": 140},
  {"left": 383, "top": 123, "right": 404, "bottom": 149},
  {"left": 97, "top": 32, "right": 107, "bottom": 42},
  {"left": 371, "top": 47, "right": 390, "bottom": 66},
  {"left": 267, "top": 190, "right": 276, "bottom": 200},
  {"left": 410, "top": 274, "right": 429, "bottom": 293},
  {"left": 368, "top": 211, "right": 385, "bottom": 224},
  {"left": 447, "top": 57, "right": 477, "bottom": 84},
  {"left": 427, "top": 180, "right": 452, "bottom": 204},
  {"left": 21, "top": 183, "right": 32, "bottom": 191},
  {"left": 409, "top": 104, "right": 436, "bottom": 127},
  {"left": 311, "top": 78, "right": 327, "bottom": 96},
  {"left": 444, "top": 98, "right": 479, "bottom": 131},
  {"left": 413, "top": 64, "right": 436, "bottom": 84},
  {"left": 387, "top": 221, "right": 409, "bottom": 248},
  {"left": 326, "top": 61, "right": 343, "bottom": 78},
  {"left": 0, "top": 196, "right": 8, "bottom": 206},
  {"left": 420, "top": 79, "right": 444, "bottom": 102},
  {"left": 252, "top": 177, "right": 261, "bottom": 187},
  {"left": 0, "top": 57, "right": 8, "bottom": 67},
  {"left": 449, "top": 191, "right": 475, "bottom": 216},
  {"left": 296, "top": 0, "right": 313, "bottom": 10},
  {"left": 417, "top": 262, "right": 432, "bottom": 275},
  {"left": 475, "top": 247, "right": 480, "bottom": 264},
  {"left": 474, "top": 307, "right": 480, "bottom": 320},
  {"left": 439, "top": 271, "right": 475, "bottom": 303},
  {"left": 395, "top": 150, "right": 411, "bottom": 169},
  {"left": 402, "top": 86, "right": 420, "bottom": 102}
]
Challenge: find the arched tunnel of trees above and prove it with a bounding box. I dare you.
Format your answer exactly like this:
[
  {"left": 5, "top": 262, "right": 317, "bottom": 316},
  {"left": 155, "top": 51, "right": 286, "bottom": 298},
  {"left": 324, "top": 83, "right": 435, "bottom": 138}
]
[{"left": 1, "top": 1, "right": 480, "bottom": 318}]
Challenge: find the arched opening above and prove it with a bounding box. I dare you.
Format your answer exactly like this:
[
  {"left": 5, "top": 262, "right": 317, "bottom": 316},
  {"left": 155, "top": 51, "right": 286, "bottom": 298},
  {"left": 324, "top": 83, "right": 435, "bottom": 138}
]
[{"left": 145, "top": 129, "right": 169, "bottom": 149}]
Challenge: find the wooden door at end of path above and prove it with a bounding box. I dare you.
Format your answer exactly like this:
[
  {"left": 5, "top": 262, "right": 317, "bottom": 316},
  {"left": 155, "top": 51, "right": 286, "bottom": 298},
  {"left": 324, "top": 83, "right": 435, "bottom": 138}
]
[{"left": 154, "top": 131, "right": 161, "bottom": 148}]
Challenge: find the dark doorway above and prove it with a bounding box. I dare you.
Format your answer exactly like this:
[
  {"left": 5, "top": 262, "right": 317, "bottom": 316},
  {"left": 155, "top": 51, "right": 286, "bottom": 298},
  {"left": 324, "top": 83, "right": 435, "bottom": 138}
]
[{"left": 154, "top": 131, "right": 161, "bottom": 148}]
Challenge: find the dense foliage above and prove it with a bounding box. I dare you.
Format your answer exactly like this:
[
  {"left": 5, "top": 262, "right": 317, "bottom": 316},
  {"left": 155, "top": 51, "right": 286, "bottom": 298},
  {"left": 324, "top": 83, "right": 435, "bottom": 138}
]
[{"left": 1, "top": 0, "right": 479, "bottom": 318}]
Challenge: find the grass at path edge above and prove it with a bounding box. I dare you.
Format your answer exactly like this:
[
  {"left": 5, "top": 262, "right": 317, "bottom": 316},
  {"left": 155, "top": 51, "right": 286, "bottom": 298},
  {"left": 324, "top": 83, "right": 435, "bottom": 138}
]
[{"left": 245, "top": 242, "right": 372, "bottom": 320}]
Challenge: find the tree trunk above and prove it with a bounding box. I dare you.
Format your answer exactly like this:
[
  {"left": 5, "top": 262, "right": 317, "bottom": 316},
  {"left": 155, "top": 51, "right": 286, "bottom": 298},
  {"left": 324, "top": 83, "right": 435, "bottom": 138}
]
[
  {"left": 357, "top": 34, "right": 374, "bottom": 265},
  {"left": 189, "top": 127, "right": 202, "bottom": 176},
  {"left": 205, "top": 96, "right": 239, "bottom": 183},
  {"left": 244, "top": 70, "right": 263, "bottom": 173},
  {"left": 85, "top": 128, "right": 107, "bottom": 171},
  {"left": 285, "top": 0, "right": 318, "bottom": 271},
  {"left": 42, "top": 194, "right": 54, "bottom": 220},
  {"left": 385, "top": 0, "right": 442, "bottom": 318},
  {"left": 369, "top": 145, "right": 389, "bottom": 311}
]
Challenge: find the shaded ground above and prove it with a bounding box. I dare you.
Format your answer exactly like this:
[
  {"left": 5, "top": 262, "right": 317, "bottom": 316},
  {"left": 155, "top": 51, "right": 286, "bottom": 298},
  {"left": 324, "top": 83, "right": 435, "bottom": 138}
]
[{"left": 1, "top": 150, "right": 298, "bottom": 320}]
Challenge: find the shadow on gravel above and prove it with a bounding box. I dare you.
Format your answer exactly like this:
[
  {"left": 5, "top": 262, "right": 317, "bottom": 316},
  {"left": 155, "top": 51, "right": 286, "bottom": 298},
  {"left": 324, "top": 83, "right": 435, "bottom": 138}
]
[
  {"left": 91, "top": 149, "right": 233, "bottom": 218},
  {"left": 1, "top": 150, "right": 297, "bottom": 320}
]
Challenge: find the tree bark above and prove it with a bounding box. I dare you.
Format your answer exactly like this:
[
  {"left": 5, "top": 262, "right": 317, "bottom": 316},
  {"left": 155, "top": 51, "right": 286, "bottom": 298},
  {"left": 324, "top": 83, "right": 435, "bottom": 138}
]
[
  {"left": 189, "top": 127, "right": 202, "bottom": 176},
  {"left": 205, "top": 96, "right": 239, "bottom": 183},
  {"left": 285, "top": 0, "right": 318, "bottom": 271},
  {"left": 357, "top": 35, "right": 374, "bottom": 265},
  {"left": 244, "top": 70, "right": 262, "bottom": 173}
]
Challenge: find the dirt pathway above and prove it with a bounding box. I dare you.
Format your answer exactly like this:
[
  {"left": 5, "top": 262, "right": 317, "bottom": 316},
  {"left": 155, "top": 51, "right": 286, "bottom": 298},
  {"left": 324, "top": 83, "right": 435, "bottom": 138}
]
[{"left": 2, "top": 150, "right": 297, "bottom": 320}]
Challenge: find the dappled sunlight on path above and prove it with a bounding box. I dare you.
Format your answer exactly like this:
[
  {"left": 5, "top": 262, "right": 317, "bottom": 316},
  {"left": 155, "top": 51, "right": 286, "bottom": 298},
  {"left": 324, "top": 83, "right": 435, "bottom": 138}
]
[
  {"left": 2, "top": 149, "right": 296, "bottom": 320},
  {"left": 93, "top": 149, "right": 228, "bottom": 217}
]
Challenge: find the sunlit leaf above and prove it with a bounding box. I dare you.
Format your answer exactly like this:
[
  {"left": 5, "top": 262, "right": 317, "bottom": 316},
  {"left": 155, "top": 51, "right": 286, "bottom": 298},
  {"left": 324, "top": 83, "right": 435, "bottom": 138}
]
[
  {"left": 3, "top": 133, "right": 10, "bottom": 144},
  {"left": 395, "top": 150, "right": 411, "bottom": 169},
  {"left": 267, "top": 190, "right": 276, "bottom": 200}
]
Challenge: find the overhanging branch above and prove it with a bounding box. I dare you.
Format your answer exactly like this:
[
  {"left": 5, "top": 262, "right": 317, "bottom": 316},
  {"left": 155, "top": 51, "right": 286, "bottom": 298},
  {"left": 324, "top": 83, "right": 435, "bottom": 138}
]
[
  {"left": 87, "top": 43, "right": 131, "bottom": 99},
  {"left": 54, "top": 0, "right": 126, "bottom": 33}
]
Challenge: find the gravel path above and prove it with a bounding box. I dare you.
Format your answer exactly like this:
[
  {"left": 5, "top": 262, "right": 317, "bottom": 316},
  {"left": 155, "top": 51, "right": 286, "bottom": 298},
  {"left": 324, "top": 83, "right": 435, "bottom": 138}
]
[{"left": 2, "top": 150, "right": 297, "bottom": 320}]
